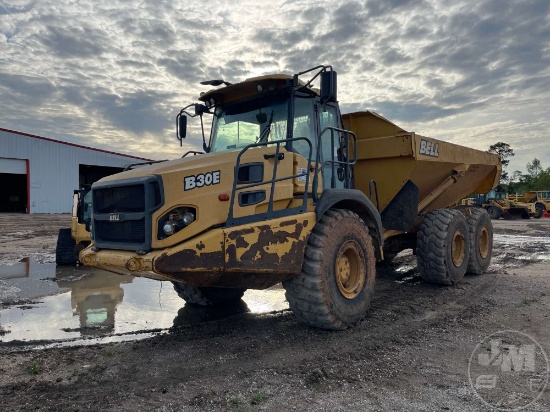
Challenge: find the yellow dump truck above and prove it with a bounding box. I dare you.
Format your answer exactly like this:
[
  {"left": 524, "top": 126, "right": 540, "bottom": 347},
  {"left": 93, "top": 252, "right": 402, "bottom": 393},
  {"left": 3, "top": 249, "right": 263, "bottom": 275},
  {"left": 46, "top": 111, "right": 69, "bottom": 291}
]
[{"left": 81, "top": 66, "right": 501, "bottom": 330}]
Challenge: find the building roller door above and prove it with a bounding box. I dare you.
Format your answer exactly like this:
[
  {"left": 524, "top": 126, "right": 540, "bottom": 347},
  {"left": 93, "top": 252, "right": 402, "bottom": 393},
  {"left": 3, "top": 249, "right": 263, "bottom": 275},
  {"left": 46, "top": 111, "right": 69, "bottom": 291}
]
[{"left": 0, "top": 158, "right": 28, "bottom": 213}]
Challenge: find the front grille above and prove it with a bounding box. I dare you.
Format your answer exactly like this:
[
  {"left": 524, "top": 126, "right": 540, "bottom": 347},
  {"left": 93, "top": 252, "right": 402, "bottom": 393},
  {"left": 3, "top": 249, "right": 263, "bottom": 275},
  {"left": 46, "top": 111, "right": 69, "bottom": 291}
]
[
  {"left": 91, "top": 177, "right": 164, "bottom": 252},
  {"left": 96, "top": 219, "right": 145, "bottom": 243},
  {"left": 94, "top": 185, "right": 145, "bottom": 213}
]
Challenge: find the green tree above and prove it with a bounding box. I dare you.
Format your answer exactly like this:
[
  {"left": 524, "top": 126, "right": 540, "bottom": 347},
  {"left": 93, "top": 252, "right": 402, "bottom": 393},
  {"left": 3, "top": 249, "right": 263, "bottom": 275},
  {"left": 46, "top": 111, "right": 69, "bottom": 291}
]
[
  {"left": 526, "top": 158, "right": 542, "bottom": 177},
  {"left": 507, "top": 170, "right": 524, "bottom": 194},
  {"left": 510, "top": 170, "right": 523, "bottom": 182},
  {"left": 488, "top": 142, "right": 514, "bottom": 183}
]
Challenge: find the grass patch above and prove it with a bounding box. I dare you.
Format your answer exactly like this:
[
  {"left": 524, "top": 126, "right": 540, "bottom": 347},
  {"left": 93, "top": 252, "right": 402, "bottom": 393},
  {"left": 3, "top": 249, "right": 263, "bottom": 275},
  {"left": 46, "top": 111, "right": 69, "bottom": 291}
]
[
  {"left": 250, "top": 392, "right": 268, "bottom": 405},
  {"left": 230, "top": 395, "right": 244, "bottom": 406},
  {"left": 27, "top": 362, "right": 41, "bottom": 375},
  {"left": 518, "top": 297, "right": 539, "bottom": 307}
]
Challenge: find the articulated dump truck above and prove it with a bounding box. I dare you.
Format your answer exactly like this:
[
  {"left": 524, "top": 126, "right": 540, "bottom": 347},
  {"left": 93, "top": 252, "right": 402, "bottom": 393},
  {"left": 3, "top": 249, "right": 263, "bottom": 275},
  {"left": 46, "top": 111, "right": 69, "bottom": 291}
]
[{"left": 81, "top": 66, "right": 501, "bottom": 330}]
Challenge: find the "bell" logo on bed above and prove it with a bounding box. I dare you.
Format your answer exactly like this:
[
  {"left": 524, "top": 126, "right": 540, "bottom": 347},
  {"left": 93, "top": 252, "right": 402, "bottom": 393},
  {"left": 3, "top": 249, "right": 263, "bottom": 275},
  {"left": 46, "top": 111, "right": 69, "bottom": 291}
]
[{"left": 419, "top": 139, "right": 439, "bottom": 157}]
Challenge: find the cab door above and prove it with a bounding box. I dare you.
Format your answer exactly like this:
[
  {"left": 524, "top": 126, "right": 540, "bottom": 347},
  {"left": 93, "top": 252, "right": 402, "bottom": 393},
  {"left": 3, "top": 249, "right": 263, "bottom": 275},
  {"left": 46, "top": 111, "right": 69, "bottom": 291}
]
[{"left": 317, "top": 103, "right": 351, "bottom": 190}]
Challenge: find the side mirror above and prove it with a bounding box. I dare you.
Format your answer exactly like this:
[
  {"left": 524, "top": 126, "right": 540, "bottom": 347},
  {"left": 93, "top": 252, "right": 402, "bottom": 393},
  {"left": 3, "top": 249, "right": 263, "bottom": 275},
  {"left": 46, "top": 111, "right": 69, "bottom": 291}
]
[
  {"left": 320, "top": 70, "right": 337, "bottom": 103},
  {"left": 177, "top": 113, "right": 187, "bottom": 143}
]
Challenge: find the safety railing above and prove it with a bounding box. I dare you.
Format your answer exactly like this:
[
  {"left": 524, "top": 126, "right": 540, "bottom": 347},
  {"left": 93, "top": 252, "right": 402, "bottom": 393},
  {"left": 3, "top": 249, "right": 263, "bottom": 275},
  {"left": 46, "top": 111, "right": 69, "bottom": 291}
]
[
  {"left": 226, "top": 137, "right": 312, "bottom": 227},
  {"left": 312, "top": 126, "right": 357, "bottom": 202}
]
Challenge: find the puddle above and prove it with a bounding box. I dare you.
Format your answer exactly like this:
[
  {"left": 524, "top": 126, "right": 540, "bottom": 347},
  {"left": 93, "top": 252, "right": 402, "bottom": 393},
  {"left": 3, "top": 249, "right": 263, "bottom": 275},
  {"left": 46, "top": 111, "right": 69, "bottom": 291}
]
[
  {"left": 395, "top": 265, "right": 416, "bottom": 274},
  {"left": 2, "top": 232, "right": 547, "bottom": 347},
  {"left": 492, "top": 234, "right": 550, "bottom": 264},
  {"left": 395, "top": 275, "right": 423, "bottom": 285},
  {"left": 385, "top": 233, "right": 550, "bottom": 279},
  {"left": 0, "top": 260, "right": 288, "bottom": 347},
  {"left": 493, "top": 234, "right": 550, "bottom": 248}
]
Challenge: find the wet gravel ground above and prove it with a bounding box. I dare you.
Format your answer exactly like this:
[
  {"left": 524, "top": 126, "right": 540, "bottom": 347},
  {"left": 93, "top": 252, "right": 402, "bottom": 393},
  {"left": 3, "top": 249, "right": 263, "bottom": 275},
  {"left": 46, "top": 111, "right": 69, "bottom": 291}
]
[{"left": 0, "top": 213, "right": 549, "bottom": 411}]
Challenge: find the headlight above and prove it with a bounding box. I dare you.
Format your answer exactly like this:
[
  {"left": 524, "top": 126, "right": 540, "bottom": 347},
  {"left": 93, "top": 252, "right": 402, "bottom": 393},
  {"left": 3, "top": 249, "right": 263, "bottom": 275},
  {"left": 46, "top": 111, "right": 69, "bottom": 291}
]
[
  {"left": 163, "top": 221, "right": 177, "bottom": 236},
  {"left": 182, "top": 211, "right": 194, "bottom": 225},
  {"left": 158, "top": 207, "right": 196, "bottom": 239}
]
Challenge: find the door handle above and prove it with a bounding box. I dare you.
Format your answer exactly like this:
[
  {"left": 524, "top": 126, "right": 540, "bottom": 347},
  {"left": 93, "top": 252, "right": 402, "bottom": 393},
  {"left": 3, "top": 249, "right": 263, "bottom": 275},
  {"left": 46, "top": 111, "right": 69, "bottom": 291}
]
[{"left": 263, "top": 153, "right": 284, "bottom": 161}]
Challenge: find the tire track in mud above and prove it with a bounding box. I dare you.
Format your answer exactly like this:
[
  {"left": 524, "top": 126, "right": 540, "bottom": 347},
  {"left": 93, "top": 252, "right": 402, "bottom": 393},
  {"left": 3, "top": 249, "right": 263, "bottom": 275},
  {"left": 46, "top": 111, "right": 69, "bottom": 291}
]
[{"left": 109, "top": 259, "right": 505, "bottom": 385}]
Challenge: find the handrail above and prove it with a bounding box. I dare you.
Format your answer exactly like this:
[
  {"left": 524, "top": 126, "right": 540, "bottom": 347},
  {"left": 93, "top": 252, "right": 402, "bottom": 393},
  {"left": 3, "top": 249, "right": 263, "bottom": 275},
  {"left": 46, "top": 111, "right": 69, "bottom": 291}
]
[
  {"left": 123, "top": 160, "right": 168, "bottom": 171},
  {"left": 313, "top": 126, "right": 357, "bottom": 202},
  {"left": 226, "top": 137, "right": 312, "bottom": 227},
  {"left": 182, "top": 150, "right": 204, "bottom": 158},
  {"left": 369, "top": 179, "right": 380, "bottom": 211}
]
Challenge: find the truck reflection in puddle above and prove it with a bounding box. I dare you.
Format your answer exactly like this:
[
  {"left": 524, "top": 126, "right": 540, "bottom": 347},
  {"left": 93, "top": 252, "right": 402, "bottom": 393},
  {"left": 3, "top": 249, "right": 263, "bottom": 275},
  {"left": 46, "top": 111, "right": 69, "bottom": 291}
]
[
  {"left": 172, "top": 300, "right": 250, "bottom": 328},
  {"left": 0, "top": 260, "right": 288, "bottom": 345},
  {"left": 55, "top": 270, "right": 133, "bottom": 336}
]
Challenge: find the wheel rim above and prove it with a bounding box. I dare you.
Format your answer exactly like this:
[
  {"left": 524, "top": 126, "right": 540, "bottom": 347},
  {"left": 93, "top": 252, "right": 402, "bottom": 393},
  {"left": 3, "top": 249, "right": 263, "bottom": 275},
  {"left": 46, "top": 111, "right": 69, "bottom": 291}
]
[
  {"left": 479, "top": 226, "right": 489, "bottom": 259},
  {"left": 451, "top": 229, "right": 466, "bottom": 267},
  {"left": 335, "top": 241, "right": 364, "bottom": 299}
]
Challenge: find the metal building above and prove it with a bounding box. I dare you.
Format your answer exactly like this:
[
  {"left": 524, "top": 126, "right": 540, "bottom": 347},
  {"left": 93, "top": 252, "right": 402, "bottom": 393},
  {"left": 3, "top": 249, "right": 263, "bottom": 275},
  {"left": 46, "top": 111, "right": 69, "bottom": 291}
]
[{"left": 0, "top": 128, "right": 152, "bottom": 214}]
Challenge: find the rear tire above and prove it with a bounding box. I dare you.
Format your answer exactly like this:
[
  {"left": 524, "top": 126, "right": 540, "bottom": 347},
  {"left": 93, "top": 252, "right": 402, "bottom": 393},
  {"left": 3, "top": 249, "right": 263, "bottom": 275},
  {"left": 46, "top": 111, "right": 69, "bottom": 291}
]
[
  {"left": 171, "top": 282, "right": 245, "bottom": 306},
  {"left": 466, "top": 208, "right": 493, "bottom": 275},
  {"left": 534, "top": 204, "right": 545, "bottom": 219},
  {"left": 486, "top": 206, "right": 501, "bottom": 220},
  {"left": 283, "top": 209, "right": 376, "bottom": 330},
  {"left": 416, "top": 209, "right": 470, "bottom": 285},
  {"left": 55, "top": 228, "right": 76, "bottom": 265}
]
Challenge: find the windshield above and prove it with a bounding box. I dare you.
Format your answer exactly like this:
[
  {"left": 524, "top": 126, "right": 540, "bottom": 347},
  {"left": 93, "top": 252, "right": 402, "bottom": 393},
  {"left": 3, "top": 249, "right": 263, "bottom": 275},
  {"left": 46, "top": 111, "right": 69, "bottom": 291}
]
[
  {"left": 81, "top": 190, "right": 92, "bottom": 225},
  {"left": 210, "top": 96, "right": 289, "bottom": 152}
]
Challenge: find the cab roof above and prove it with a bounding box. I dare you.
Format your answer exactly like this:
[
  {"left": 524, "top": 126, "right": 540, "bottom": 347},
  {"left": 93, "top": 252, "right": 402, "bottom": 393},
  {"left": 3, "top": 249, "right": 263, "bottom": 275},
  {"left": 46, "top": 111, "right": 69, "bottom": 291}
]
[{"left": 198, "top": 74, "right": 316, "bottom": 106}]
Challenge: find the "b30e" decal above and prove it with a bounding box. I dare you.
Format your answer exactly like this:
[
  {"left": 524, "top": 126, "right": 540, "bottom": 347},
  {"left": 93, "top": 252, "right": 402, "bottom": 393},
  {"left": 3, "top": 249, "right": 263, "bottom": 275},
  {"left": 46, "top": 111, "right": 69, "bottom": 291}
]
[
  {"left": 184, "top": 170, "right": 221, "bottom": 191},
  {"left": 419, "top": 139, "right": 439, "bottom": 157}
]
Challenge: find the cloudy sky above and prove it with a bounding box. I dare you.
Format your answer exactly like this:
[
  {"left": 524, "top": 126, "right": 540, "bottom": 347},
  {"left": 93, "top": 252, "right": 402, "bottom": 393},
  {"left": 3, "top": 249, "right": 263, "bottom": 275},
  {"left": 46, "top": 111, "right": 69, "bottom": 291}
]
[{"left": 1, "top": 0, "right": 549, "bottom": 176}]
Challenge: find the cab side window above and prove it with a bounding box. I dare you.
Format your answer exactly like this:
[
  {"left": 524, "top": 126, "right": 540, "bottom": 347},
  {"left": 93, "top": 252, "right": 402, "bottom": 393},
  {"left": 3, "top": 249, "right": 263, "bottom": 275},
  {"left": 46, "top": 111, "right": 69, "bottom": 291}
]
[
  {"left": 318, "top": 105, "right": 343, "bottom": 189},
  {"left": 292, "top": 98, "right": 316, "bottom": 159}
]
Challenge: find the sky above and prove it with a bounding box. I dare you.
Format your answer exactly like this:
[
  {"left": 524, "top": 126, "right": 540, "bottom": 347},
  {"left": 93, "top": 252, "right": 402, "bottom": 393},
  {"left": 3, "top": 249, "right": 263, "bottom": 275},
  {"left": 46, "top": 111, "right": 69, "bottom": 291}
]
[{"left": 1, "top": 0, "right": 549, "bottom": 177}]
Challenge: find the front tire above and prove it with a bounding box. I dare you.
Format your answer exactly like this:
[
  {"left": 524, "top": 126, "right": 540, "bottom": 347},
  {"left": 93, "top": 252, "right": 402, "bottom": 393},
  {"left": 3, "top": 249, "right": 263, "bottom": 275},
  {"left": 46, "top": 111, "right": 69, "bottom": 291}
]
[
  {"left": 486, "top": 206, "right": 501, "bottom": 220},
  {"left": 55, "top": 228, "right": 76, "bottom": 265},
  {"left": 171, "top": 283, "right": 245, "bottom": 306},
  {"left": 534, "top": 204, "right": 545, "bottom": 219},
  {"left": 416, "top": 209, "right": 470, "bottom": 285},
  {"left": 283, "top": 209, "right": 376, "bottom": 330},
  {"left": 466, "top": 208, "right": 493, "bottom": 275}
]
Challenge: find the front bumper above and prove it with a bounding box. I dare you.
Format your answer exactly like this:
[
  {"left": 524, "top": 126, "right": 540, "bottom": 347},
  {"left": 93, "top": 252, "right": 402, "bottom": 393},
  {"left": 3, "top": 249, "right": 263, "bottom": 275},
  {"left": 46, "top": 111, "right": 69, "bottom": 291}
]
[{"left": 80, "top": 213, "right": 314, "bottom": 289}]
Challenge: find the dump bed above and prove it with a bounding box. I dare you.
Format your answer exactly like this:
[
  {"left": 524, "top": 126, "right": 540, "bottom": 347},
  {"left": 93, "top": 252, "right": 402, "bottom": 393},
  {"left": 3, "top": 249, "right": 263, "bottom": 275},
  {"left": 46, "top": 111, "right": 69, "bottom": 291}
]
[{"left": 343, "top": 111, "right": 501, "bottom": 233}]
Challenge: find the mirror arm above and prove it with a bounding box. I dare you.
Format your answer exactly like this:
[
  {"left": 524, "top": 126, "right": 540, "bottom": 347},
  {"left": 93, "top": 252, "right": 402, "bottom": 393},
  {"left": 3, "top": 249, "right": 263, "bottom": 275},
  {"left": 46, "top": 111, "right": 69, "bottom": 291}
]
[
  {"left": 176, "top": 103, "right": 212, "bottom": 149},
  {"left": 200, "top": 114, "right": 210, "bottom": 153},
  {"left": 293, "top": 65, "right": 333, "bottom": 91}
]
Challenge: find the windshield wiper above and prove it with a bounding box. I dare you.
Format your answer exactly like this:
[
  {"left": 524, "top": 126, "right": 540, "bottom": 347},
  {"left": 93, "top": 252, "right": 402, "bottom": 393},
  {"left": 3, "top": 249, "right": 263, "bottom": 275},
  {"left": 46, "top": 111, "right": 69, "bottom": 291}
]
[{"left": 256, "top": 110, "right": 274, "bottom": 143}]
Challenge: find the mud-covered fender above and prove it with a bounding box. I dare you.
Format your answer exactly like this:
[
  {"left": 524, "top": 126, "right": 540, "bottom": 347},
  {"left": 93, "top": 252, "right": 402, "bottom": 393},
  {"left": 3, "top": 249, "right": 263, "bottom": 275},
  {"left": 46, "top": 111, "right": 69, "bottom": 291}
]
[{"left": 315, "top": 189, "right": 384, "bottom": 260}]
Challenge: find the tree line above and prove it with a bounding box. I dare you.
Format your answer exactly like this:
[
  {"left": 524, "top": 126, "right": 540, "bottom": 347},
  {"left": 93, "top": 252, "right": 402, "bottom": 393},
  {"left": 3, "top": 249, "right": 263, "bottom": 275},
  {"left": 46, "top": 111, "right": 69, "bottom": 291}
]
[{"left": 488, "top": 142, "right": 549, "bottom": 193}]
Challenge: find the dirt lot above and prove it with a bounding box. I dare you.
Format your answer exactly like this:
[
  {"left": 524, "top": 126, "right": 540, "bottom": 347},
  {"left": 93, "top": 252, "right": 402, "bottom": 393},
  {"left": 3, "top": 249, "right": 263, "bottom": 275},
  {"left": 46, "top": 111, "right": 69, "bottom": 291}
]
[{"left": 0, "top": 213, "right": 549, "bottom": 411}]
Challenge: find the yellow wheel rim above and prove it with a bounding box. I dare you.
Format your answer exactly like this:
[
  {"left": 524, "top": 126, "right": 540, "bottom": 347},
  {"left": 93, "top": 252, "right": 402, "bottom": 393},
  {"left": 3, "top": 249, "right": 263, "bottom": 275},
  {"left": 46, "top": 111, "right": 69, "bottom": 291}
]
[
  {"left": 451, "top": 229, "right": 466, "bottom": 267},
  {"left": 479, "top": 227, "right": 489, "bottom": 259},
  {"left": 335, "top": 241, "right": 364, "bottom": 299}
]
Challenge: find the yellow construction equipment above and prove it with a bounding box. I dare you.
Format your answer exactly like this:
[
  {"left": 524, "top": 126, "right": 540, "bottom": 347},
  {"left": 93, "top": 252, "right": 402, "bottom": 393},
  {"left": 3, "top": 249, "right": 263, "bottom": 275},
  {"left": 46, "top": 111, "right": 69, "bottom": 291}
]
[
  {"left": 459, "top": 190, "right": 537, "bottom": 220},
  {"left": 55, "top": 187, "right": 92, "bottom": 265},
  {"left": 81, "top": 65, "right": 501, "bottom": 330},
  {"left": 508, "top": 191, "right": 550, "bottom": 218}
]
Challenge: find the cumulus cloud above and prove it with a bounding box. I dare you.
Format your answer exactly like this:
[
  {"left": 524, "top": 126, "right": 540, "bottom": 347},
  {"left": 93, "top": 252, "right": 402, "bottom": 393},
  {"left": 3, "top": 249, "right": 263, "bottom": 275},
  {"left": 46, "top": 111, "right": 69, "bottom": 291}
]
[{"left": 0, "top": 0, "right": 548, "bottom": 172}]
